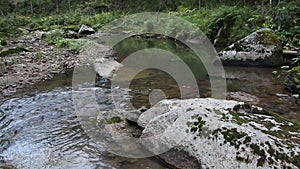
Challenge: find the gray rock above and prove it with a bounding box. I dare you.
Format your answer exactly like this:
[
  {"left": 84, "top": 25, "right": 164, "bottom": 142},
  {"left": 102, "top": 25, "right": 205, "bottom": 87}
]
[
  {"left": 78, "top": 25, "right": 95, "bottom": 35},
  {"left": 93, "top": 58, "right": 122, "bottom": 78},
  {"left": 226, "top": 91, "right": 259, "bottom": 104},
  {"left": 219, "top": 28, "right": 283, "bottom": 66},
  {"left": 138, "top": 98, "right": 300, "bottom": 169}
]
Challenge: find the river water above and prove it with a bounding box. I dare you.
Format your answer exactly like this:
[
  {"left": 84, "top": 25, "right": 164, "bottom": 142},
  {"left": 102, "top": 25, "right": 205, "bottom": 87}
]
[{"left": 0, "top": 37, "right": 299, "bottom": 169}]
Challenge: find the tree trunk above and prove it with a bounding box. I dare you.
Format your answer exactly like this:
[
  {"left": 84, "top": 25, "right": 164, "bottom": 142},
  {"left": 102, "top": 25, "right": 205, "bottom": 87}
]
[
  {"left": 30, "top": 0, "right": 33, "bottom": 14},
  {"left": 38, "top": 0, "right": 41, "bottom": 12},
  {"left": 55, "top": 0, "right": 59, "bottom": 13},
  {"left": 68, "top": 0, "right": 71, "bottom": 12},
  {"left": 261, "top": 0, "right": 266, "bottom": 17},
  {"left": 198, "top": 0, "right": 201, "bottom": 9}
]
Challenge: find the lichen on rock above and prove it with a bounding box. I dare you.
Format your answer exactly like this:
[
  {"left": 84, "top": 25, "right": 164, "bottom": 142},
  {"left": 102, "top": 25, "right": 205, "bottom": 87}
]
[{"left": 138, "top": 98, "right": 300, "bottom": 169}]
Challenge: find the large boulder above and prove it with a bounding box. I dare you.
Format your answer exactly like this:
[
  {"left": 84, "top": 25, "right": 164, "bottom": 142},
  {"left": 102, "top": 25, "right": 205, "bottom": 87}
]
[
  {"left": 138, "top": 98, "right": 300, "bottom": 169},
  {"left": 218, "top": 28, "right": 283, "bottom": 66}
]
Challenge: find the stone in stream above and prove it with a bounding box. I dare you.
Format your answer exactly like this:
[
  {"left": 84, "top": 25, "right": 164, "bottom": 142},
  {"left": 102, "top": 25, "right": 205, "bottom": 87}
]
[
  {"left": 218, "top": 28, "right": 283, "bottom": 66},
  {"left": 137, "top": 98, "right": 300, "bottom": 169},
  {"left": 78, "top": 24, "right": 95, "bottom": 35},
  {"left": 226, "top": 91, "right": 259, "bottom": 104}
]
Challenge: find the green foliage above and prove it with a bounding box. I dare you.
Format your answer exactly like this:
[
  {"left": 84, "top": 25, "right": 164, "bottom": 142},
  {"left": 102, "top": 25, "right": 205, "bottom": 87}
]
[
  {"left": 55, "top": 39, "right": 88, "bottom": 52},
  {"left": 273, "top": 1, "right": 300, "bottom": 49},
  {"left": 0, "top": 38, "right": 7, "bottom": 46},
  {"left": 207, "top": 6, "right": 261, "bottom": 46},
  {"left": 289, "top": 66, "right": 300, "bottom": 80},
  {"left": 43, "top": 30, "right": 66, "bottom": 45},
  {"left": 0, "top": 15, "right": 30, "bottom": 38}
]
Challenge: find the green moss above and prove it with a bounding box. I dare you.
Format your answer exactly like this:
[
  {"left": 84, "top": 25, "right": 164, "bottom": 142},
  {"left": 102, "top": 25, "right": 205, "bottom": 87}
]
[
  {"left": 236, "top": 155, "right": 251, "bottom": 163},
  {"left": 189, "top": 115, "right": 206, "bottom": 134},
  {"left": 0, "top": 47, "right": 28, "bottom": 57},
  {"left": 229, "top": 111, "right": 249, "bottom": 125},
  {"left": 232, "top": 104, "right": 251, "bottom": 112},
  {"left": 258, "top": 29, "right": 280, "bottom": 45},
  {"left": 233, "top": 42, "right": 245, "bottom": 51},
  {"left": 244, "top": 136, "right": 251, "bottom": 144},
  {"left": 257, "top": 157, "right": 266, "bottom": 167},
  {"left": 106, "top": 116, "right": 122, "bottom": 124},
  {"left": 212, "top": 128, "right": 247, "bottom": 148},
  {"left": 213, "top": 109, "right": 223, "bottom": 115}
]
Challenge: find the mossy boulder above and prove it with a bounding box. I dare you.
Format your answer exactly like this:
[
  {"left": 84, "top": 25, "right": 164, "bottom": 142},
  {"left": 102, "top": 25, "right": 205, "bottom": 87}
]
[
  {"left": 219, "top": 28, "right": 283, "bottom": 66},
  {"left": 138, "top": 98, "right": 300, "bottom": 169},
  {"left": 285, "top": 66, "right": 300, "bottom": 94}
]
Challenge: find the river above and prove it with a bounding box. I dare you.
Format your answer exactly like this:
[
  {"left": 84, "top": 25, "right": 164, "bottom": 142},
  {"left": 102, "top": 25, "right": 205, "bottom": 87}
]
[{"left": 0, "top": 37, "right": 299, "bottom": 169}]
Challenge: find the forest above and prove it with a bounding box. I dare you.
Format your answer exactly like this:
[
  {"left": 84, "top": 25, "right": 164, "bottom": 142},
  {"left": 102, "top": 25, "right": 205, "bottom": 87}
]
[{"left": 0, "top": 0, "right": 299, "bottom": 49}]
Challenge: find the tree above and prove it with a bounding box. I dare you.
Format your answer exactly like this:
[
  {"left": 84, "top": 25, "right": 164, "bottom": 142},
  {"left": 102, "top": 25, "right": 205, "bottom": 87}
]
[
  {"left": 53, "top": 0, "right": 59, "bottom": 13},
  {"left": 30, "top": 0, "right": 33, "bottom": 14},
  {"left": 68, "top": 0, "right": 71, "bottom": 11}
]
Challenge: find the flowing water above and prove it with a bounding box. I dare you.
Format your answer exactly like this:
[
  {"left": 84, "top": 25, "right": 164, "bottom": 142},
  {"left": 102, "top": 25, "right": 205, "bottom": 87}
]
[{"left": 1, "top": 37, "right": 299, "bottom": 169}]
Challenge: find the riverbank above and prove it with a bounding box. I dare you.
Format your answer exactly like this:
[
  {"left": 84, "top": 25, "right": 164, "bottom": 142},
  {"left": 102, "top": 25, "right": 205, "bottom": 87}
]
[{"left": 0, "top": 31, "right": 82, "bottom": 98}]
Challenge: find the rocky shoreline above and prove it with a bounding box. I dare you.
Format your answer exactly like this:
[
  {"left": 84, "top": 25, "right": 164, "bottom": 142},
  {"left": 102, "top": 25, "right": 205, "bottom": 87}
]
[{"left": 0, "top": 31, "right": 82, "bottom": 98}]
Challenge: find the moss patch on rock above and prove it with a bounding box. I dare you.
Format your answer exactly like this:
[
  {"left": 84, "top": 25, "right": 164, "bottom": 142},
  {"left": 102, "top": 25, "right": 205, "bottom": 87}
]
[
  {"left": 189, "top": 115, "right": 206, "bottom": 135},
  {"left": 257, "top": 29, "right": 281, "bottom": 45},
  {"left": 106, "top": 116, "right": 122, "bottom": 124}
]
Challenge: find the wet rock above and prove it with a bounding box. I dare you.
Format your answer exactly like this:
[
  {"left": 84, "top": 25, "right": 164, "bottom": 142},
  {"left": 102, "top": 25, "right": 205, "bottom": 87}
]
[
  {"left": 138, "top": 98, "right": 300, "bottom": 169},
  {"left": 93, "top": 58, "right": 122, "bottom": 78},
  {"left": 219, "top": 28, "right": 283, "bottom": 66},
  {"left": 285, "top": 66, "right": 300, "bottom": 94},
  {"left": 78, "top": 25, "right": 95, "bottom": 35},
  {"left": 226, "top": 91, "right": 259, "bottom": 104}
]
